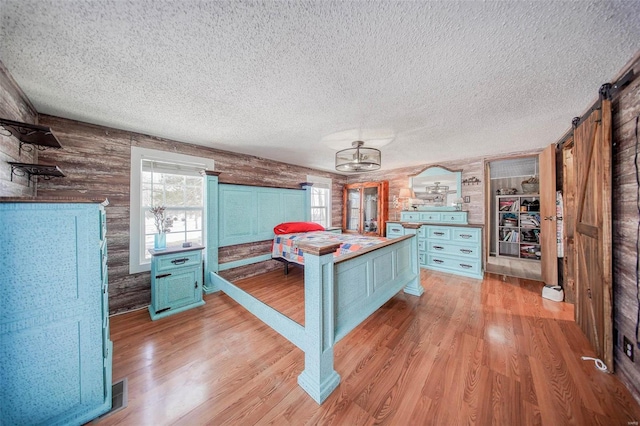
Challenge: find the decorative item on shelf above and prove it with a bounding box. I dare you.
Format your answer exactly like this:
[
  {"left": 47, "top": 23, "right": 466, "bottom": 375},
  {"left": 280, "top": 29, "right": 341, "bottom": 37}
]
[
  {"left": 496, "top": 187, "right": 518, "bottom": 195},
  {"left": 521, "top": 176, "right": 539, "bottom": 194},
  {"left": 462, "top": 176, "right": 481, "bottom": 185},
  {"left": 150, "top": 205, "right": 174, "bottom": 250},
  {"left": 154, "top": 233, "right": 166, "bottom": 250},
  {"left": 398, "top": 187, "right": 415, "bottom": 210},
  {"left": 335, "top": 141, "right": 381, "bottom": 172}
]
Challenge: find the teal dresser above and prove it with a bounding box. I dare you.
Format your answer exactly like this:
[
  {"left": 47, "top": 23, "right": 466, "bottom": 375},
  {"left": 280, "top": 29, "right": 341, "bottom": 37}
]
[
  {"left": 149, "top": 244, "right": 205, "bottom": 320},
  {"left": 0, "top": 200, "right": 112, "bottom": 425},
  {"left": 387, "top": 211, "right": 483, "bottom": 279}
]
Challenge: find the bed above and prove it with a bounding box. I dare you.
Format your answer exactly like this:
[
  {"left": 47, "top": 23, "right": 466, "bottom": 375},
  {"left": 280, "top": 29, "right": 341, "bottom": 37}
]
[
  {"left": 272, "top": 229, "right": 388, "bottom": 273},
  {"left": 202, "top": 174, "right": 424, "bottom": 403}
]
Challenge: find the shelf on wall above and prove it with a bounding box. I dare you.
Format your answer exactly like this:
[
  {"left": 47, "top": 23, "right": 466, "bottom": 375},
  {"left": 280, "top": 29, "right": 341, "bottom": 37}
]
[
  {"left": 8, "top": 162, "right": 65, "bottom": 187},
  {"left": 0, "top": 117, "right": 62, "bottom": 156}
]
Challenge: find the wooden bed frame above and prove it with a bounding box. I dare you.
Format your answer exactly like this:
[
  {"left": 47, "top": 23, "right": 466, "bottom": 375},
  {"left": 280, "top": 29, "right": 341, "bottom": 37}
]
[
  {"left": 209, "top": 234, "right": 422, "bottom": 403},
  {"left": 202, "top": 172, "right": 423, "bottom": 403}
]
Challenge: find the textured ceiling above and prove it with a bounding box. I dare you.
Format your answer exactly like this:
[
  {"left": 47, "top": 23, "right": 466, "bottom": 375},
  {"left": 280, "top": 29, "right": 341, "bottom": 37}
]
[{"left": 1, "top": 1, "right": 639, "bottom": 173}]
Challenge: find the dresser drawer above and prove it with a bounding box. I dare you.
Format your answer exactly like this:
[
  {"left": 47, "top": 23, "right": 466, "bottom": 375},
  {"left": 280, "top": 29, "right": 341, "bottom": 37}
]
[
  {"left": 425, "top": 226, "right": 451, "bottom": 240},
  {"left": 386, "top": 223, "right": 404, "bottom": 238},
  {"left": 400, "top": 211, "right": 421, "bottom": 221},
  {"left": 155, "top": 250, "right": 203, "bottom": 273},
  {"left": 440, "top": 212, "right": 468, "bottom": 224},
  {"left": 452, "top": 227, "right": 480, "bottom": 243},
  {"left": 419, "top": 212, "right": 442, "bottom": 222},
  {"left": 427, "top": 241, "right": 480, "bottom": 259},
  {"left": 418, "top": 239, "right": 426, "bottom": 251},
  {"left": 426, "top": 253, "right": 482, "bottom": 276}
]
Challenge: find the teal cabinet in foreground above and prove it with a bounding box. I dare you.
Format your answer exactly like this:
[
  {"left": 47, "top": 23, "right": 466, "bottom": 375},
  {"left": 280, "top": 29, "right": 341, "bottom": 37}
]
[
  {"left": 0, "top": 200, "right": 112, "bottom": 425},
  {"left": 149, "top": 244, "right": 205, "bottom": 320}
]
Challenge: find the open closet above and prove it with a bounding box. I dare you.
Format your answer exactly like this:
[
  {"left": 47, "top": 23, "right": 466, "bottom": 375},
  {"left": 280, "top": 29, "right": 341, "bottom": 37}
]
[{"left": 486, "top": 156, "right": 543, "bottom": 280}]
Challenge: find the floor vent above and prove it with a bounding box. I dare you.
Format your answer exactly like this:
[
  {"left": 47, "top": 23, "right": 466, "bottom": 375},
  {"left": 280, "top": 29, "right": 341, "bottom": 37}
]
[{"left": 93, "top": 378, "right": 128, "bottom": 422}]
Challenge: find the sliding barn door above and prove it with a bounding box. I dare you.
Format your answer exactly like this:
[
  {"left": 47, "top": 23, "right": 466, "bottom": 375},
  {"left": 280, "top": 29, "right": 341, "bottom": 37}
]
[
  {"left": 573, "top": 100, "right": 613, "bottom": 369},
  {"left": 539, "top": 144, "right": 557, "bottom": 286},
  {"left": 561, "top": 137, "right": 576, "bottom": 304}
]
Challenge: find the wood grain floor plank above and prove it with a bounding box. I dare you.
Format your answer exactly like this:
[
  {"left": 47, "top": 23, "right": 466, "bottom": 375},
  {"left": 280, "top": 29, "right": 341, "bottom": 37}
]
[{"left": 99, "top": 269, "right": 640, "bottom": 425}]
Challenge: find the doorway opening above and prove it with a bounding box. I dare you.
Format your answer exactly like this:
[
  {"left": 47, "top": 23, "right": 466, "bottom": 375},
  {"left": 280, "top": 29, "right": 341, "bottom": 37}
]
[{"left": 486, "top": 156, "right": 541, "bottom": 280}]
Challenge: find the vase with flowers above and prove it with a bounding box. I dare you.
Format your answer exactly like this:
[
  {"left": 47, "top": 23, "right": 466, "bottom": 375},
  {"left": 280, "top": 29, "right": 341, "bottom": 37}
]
[{"left": 150, "top": 206, "right": 174, "bottom": 250}]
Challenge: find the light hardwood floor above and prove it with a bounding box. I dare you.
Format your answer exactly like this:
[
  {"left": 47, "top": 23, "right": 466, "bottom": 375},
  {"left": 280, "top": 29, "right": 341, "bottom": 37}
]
[{"left": 100, "top": 268, "right": 640, "bottom": 425}]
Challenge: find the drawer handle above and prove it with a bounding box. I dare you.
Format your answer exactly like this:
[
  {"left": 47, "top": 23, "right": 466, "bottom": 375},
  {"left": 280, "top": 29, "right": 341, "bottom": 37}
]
[
  {"left": 434, "top": 232, "right": 445, "bottom": 236},
  {"left": 156, "top": 273, "right": 172, "bottom": 279},
  {"left": 392, "top": 228, "right": 401, "bottom": 232},
  {"left": 171, "top": 257, "right": 190, "bottom": 265},
  {"left": 433, "top": 245, "right": 444, "bottom": 250},
  {"left": 460, "top": 249, "right": 472, "bottom": 254},
  {"left": 460, "top": 264, "right": 473, "bottom": 269},
  {"left": 195, "top": 281, "right": 198, "bottom": 289},
  {"left": 433, "top": 259, "right": 444, "bottom": 264},
  {"left": 460, "top": 234, "right": 472, "bottom": 239}
]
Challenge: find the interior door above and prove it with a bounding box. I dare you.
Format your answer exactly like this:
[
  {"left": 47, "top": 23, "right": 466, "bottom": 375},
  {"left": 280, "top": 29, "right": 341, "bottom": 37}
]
[
  {"left": 539, "top": 144, "right": 558, "bottom": 285},
  {"left": 573, "top": 99, "right": 613, "bottom": 369}
]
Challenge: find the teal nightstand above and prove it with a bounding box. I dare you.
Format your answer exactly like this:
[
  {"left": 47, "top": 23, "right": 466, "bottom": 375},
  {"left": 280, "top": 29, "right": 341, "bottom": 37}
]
[{"left": 149, "top": 244, "right": 205, "bottom": 320}]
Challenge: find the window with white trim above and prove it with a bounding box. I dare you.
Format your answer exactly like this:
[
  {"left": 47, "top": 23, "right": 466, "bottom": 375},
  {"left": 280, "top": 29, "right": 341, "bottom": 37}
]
[
  {"left": 307, "top": 175, "right": 332, "bottom": 228},
  {"left": 130, "top": 147, "right": 214, "bottom": 273}
]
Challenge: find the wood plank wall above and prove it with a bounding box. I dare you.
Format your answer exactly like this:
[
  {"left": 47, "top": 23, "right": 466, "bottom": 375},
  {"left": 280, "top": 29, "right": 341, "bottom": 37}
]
[
  {"left": 33, "top": 115, "right": 347, "bottom": 313},
  {"left": 0, "top": 61, "right": 38, "bottom": 196},
  {"left": 611, "top": 55, "right": 640, "bottom": 402}
]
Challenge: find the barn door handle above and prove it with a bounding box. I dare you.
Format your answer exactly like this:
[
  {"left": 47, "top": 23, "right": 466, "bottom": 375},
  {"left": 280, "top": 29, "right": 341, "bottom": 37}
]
[
  {"left": 587, "top": 288, "right": 592, "bottom": 299},
  {"left": 544, "top": 216, "right": 556, "bottom": 221}
]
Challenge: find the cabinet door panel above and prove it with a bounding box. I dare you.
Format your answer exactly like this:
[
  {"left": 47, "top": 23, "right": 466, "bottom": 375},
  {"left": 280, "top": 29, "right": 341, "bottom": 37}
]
[{"left": 156, "top": 269, "right": 199, "bottom": 311}]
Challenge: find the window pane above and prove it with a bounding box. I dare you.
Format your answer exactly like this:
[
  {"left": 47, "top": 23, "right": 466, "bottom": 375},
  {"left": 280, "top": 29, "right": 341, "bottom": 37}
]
[
  {"left": 185, "top": 211, "right": 202, "bottom": 231},
  {"left": 165, "top": 232, "right": 183, "bottom": 247},
  {"left": 142, "top": 165, "right": 204, "bottom": 259},
  {"left": 144, "top": 234, "right": 154, "bottom": 260},
  {"left": 186, "top": 176, "right": 201, "bottom": 186},
  {"left": 186, "top": 231, "right": 202, "bottom": 244}
]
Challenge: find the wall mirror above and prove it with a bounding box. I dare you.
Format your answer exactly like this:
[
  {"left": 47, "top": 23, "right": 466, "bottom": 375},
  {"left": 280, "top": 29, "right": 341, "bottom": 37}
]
[{"left": 409, "top": 165, "right": 462, "bottom": 211}]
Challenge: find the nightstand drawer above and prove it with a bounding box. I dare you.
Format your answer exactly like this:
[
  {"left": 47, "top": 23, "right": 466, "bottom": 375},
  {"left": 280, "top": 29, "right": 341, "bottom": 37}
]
[{"left": 155, "top": 250, "right": 203, "bottom": 273}]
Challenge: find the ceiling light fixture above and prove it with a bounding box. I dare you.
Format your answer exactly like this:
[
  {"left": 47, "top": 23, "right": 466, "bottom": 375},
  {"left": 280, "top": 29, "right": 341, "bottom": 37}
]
[
  {"left": 426, "top": 182, "right": 449, "bottom": 194},
  {"left": 335, "top": 141, "right": 381, "bottom": 172}
]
